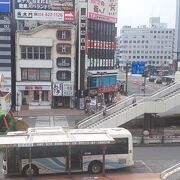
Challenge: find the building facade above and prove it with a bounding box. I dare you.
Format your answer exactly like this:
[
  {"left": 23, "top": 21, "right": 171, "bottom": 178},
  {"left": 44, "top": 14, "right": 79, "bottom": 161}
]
[
  {"left": 175, "top": 0, "right": 180, "bottom": 70},
  {"left": 116, "top": 17, "right": 175, "bottom": 74},
  {"left": 77, "top": 0, "right": 119, "bottom": 110},
  {"left": 16, "top": 24, "right": 76, "bottom": 110},
  {"left": 0, "top": 1, "right": 12, "bottom": 95}
]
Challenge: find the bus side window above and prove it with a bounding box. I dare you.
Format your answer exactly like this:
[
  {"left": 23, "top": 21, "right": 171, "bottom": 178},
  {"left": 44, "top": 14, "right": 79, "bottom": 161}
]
[{"left": 106, "top": 138, "right": 128, "bottom": 154}]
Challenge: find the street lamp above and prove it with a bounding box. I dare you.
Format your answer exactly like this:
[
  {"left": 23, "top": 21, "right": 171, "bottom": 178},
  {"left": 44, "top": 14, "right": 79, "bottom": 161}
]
[{"left": 173, "top": 51, "right": 180, "bottom": 71}]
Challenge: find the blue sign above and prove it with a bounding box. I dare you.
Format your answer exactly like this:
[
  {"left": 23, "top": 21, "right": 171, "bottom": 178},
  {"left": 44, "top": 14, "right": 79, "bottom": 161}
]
[
  {"left": 132, "top": 61, "right": 145, "bottom": 75},
  {"left": 0, "top": 0, "right": 11, "bottom": 13}
]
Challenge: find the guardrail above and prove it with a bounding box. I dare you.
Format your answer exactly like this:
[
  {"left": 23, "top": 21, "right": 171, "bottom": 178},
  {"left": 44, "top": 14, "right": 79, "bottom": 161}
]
[
  {"left": 133, "top": 136, "right": 180, "bottom": 145},
  {"left": 152, "top": 82, "right": 180, "bottom": 99},
  {"left": 77, "top": 95, "right": 135, "bottom": 127},
  {"left": 160, "top": 163, "right": 180, "bottom": 180}
]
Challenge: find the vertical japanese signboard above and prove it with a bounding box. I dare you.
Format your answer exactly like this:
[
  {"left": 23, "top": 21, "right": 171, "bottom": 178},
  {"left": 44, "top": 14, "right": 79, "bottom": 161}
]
[
  {"left": 14, "top": 0, "right": 75, "bottom": 22},
  {"left": 0, "top": 15, "right": 11, "bottom": 71}
]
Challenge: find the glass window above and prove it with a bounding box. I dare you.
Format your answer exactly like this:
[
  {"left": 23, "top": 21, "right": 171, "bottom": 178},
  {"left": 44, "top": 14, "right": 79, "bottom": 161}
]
[
  {"left": 56, "top": 44, "right": 71, "bottom": 54},
  {"left": 57, "top": 57, "right": 71, "bottom": 67},
  {"left": 21, "top": 46, "right": 51, "bottom": 60},
  {"left": 21, "top": 47, "right": 26, "bottom": 59},
  {"left": 106, "top": 138, "right": 128, "bottom": 154},
  {"left": 27, "top": 47, "right": 33, "bottom": 59},
  {"left": 34, "top": 91, "right": 39, "bottom": 101},
  {"left": 40, "top": 47, "right": 45, "bottom": 59},
  {"left": 56, "top": 30, "right": 71, "bottom": 40},
  {"left": 56, "top": 71, "right": 71, "bottom": 81},
  {"left": 46, "top": 47, "right": 51, "bottom": 59},
  {"left": 34, "top": 47, "right": 39, "bottom": 59},
  {"left": 21, "top": 68, "right": 51, "bottom": 81},
  {"left": 28, "top": 69, "right": 39, "bottom": 80},
  {"left": 21, "top": 69, "right": 28, "bottom": 80},
  {"left": 42, "top": 91, "right": 48, "bottom": 101},
  {"left": 40, "top": 69, "right": 51, "bottom": 81}
]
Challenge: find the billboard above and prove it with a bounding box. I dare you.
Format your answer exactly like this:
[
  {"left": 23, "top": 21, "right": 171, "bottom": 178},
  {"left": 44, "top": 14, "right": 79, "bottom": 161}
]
[
  {"left": 0, "top": 0, "right": 11, "bottom": 13},
  {"left": 88, "top": 0, "right": 118, "bottom": 23},
  {"left": 0, "top": 15, "right": 11, "bottom": 71},
  {"left": 15, "top": 0, "right": 75, "bottom": 22}
]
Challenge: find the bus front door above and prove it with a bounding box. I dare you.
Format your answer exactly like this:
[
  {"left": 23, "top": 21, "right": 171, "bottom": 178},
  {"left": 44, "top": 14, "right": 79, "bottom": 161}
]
[
  {"left": 7, "top": 148, "right": 21, "bottom": 175},
  {"left": 71, "top": 146, "right": 82, "bottom": 170}
]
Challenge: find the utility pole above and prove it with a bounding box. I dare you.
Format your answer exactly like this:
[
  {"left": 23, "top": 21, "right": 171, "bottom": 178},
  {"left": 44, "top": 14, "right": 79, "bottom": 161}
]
[
  {"left": 125, "top": 61, "right": 129, "bottom": 96},
  {"left": 173, "top": 51, "right": 180, "bottom": 71}
]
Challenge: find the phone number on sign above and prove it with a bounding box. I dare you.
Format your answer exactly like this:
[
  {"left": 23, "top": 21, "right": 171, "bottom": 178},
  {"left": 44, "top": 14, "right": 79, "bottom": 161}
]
[{"left": 34, "top": 12, "right": 64, "bottom": 17}]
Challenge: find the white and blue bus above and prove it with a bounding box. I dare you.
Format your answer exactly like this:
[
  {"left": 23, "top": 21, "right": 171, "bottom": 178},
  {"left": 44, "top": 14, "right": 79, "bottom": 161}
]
[{"left": 1, "top": 127, "right": 133, "bottom": 176}]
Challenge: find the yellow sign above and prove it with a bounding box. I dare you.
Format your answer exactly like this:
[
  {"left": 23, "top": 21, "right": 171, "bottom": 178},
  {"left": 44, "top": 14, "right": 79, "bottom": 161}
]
[
  {"left": 0, "top": 92, "right": 11, "bottom": 112},
  {"left": 0, "top": 73, "right": 4, "bottom": 87}
]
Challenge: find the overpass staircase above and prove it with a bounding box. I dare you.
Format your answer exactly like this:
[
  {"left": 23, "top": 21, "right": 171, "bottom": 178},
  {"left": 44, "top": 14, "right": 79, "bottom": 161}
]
[{"left": 77, "top": 82, "right": 180, "bottom": 129}]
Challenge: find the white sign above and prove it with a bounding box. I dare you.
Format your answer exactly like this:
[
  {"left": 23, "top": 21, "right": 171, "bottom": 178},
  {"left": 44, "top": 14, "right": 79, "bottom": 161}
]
[
  {"left": 53, "top": 83, "right": 63, "bottom": 96},
  {"left": 0, "top": 93, "right": 11, "bottom": 112},
  {"left": 88, "top": 0, "right": 118, "bottom": 23},
  {"left": 15, "top": 9, "right": 64, "bottom": 21},
  {"left": 63, "top": 83, "right": 73, "bottom": 96}
]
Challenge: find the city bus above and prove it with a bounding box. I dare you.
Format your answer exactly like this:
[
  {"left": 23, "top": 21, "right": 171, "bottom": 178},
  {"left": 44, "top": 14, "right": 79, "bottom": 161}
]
[{"left": 0, "top": 127, "right": 134, "bottom": 176}]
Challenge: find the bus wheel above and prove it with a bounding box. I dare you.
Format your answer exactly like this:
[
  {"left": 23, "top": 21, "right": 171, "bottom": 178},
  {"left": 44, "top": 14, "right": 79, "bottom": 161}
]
[
  {"left": 88, "top": 161, "right": 102, "bottom": 174},
  {"left": 22, "top": 164, "right": 38, "bottom": 177}
]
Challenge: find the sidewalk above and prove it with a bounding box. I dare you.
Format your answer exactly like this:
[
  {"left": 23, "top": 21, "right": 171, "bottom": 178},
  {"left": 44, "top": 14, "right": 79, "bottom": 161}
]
[
  {"left": 15, "top": 173, "right": 161, "bottom": 180},
  {"left": 13, "top": 108, "right": 87, "bottom": 117}
]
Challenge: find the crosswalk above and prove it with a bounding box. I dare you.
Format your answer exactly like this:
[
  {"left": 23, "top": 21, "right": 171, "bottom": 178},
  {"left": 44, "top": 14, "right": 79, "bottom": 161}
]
[{"left": 35, "top": 116, "right": 69, "bottom": 128}]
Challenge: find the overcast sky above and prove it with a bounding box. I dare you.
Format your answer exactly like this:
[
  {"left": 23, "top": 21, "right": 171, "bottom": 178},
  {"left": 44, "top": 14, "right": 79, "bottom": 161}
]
[{"left": 117, "top": 0, "right": 176, "bottom": 31}]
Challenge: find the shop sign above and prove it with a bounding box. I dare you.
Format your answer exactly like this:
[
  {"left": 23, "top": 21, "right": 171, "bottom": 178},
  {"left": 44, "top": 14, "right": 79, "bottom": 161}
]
[
  {"left": 88, "top": 0, "right": 118, "bottom": 23},
  {"left": 98, "top": 85, "right": 118, "bottom": 93},
  {"left": 15, "top": 0, "right": 75, "bottom": 21},
  {"left": 63, "top": 83, "right": 73, "bottom": 96},
  {"left": 17, "top": 85, "right": 50, "bottom": 91},
  {"left": 0, "top": 92, "right": 11, "bottom": 112},
  {"left": 53, "top": 83, "right": 63, "bottom": 96}
]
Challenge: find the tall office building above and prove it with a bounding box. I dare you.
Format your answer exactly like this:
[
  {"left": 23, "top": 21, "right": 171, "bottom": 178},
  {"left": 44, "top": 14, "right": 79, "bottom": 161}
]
[
  {"left": 116, "top": 17, "right": 175, "bottom": 74},
  {"left": 0, "top": 0, "right": 12, "bottom": 93},
  {"left": 77, "top": 0, "right": 119, "bottom": 109}
]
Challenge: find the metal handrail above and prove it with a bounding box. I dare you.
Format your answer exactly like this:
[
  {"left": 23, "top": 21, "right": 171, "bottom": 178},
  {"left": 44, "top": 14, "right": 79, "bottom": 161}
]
[
  {"left": 161, "top": 163, "right": 180, "bottom": 180},
  {"left": 77, "top": 95, "right": 135, "bottom": 125}
]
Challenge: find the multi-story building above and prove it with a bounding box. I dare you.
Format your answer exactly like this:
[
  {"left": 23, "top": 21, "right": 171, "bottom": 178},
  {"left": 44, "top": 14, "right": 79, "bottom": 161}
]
[
  {"left": 16, "top": 24, "right": 76, "bottom": 110},
  {"left": 0, "top": 1, "right": 12, "bottom": 94},
  {"left": 175, "top": 0, "right": 180, "bottom": 70},
  {"left": 116, "top": 17, "right": 175, "bottom": 74},
  {"left": 77, "top": 0, "right": 119, "bottom": 109}
]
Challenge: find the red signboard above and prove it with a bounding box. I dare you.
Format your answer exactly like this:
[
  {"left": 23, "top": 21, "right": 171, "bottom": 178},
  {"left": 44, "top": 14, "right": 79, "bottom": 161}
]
[
  {"left": 87, "top": 40, "right": 115, "bottom": 49},
  {"left": 64, "top": 11, "right": 75, "bottom": 22},
  {"left": 98, "top": 85, "right": 118, "bottom": 93}
]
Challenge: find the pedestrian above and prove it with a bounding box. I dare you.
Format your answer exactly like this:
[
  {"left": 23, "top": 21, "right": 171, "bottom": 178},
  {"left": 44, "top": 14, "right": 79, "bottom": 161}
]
[
  {"left": 132, "top": 97, "right": 136, "bottom": 106},
  {"left": 103, "top": 105, "right": 107, "bottom": 116}
]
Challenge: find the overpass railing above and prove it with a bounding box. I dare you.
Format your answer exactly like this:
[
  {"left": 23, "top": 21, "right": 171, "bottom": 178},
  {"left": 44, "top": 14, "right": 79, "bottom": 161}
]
[{"left": 161, "top": 163, "right": 180, "bottom": 180}]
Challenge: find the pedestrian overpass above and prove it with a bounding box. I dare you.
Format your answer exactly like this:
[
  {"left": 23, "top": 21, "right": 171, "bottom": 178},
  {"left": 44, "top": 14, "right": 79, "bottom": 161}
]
[{"left": 77, "top": 82, "right": 180, "bottom": 129}]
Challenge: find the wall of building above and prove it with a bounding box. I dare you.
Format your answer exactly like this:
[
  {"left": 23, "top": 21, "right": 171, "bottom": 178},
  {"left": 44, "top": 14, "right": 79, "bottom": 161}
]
[
  {"left": 16, "top": 24, "right": 77, "bottom": 109},
  {"left": 116, "top": 18, "right": 175, "bottom": 72}
]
